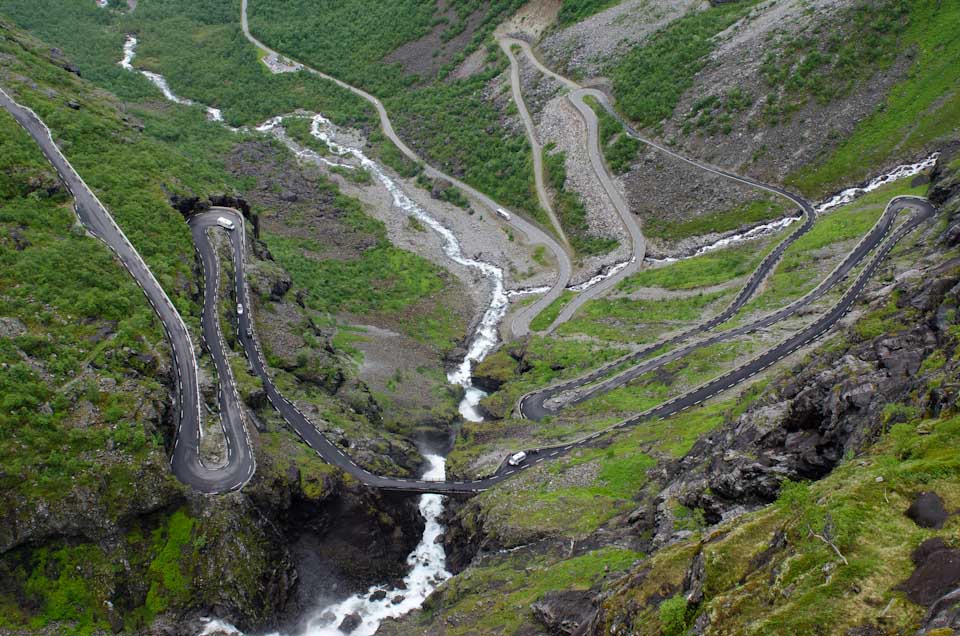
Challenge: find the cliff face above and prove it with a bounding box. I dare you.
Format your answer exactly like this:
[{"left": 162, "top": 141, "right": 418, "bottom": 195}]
[
  {"left": 0, "top": 24, "right": 428, "bottom": 635},
  {"left": 573, "top": 147, "right": 960, "bottom": 636}
]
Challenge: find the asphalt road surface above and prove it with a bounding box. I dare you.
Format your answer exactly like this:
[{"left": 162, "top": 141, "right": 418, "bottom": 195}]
[
  {"left": 170, "top": 197, "right": 936, "bottom": 493},
  {"left": 0, "top": 86, "right": 252, "bottom": 493},
  {"left": 2, "top": 50, "right": 937, "bottom": 494},
  {"left": 240, "top": 0, "right": 572, "bottom": 340},
  {"left": 499, "top": 38, "right": 570, "bottom": 248},
  {"left": 519, "top": 196, "right": 924, "bottom": 420}
]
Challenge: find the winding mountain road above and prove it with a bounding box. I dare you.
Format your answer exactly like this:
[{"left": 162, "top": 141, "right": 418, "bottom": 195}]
[
  {"left": 0, "top": 86, "right": 253, "bottom": 494},
  {"left": 499, "top": 39, "right": 570, "bottom": 248},
  {"left": 240, "top": 0, "right": 570, "bottom": 340},
  {"left": 519, "top": 195, "right": 916, "bottom": 420},
  {"left": 2, "top": 16, "right": 940, "bottom": 495}
]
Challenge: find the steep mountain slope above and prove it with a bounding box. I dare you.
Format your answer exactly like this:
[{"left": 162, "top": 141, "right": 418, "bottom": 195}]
[
  {"left": 0, "top": 18, "right": 470, "bottom": 634},
  {"left": 378, "top": 143, "right": 960, "bottom": 636},
  {"left": 539, "top": 0, "right": 959, "bottom": 254}
]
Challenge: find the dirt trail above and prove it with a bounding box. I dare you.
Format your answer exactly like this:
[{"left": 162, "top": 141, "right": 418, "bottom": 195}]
[
  {"left": 240, "top": 0, "right": 573, "bottom": 340},
  {"left": 499, "top": 39, "right": 570, "bottom": 247}
]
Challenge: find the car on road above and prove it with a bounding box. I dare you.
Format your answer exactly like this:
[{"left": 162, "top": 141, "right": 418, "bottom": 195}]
[
  {"left": 507, "top": 451, "right": 526, "bottom": 466},
  {"left": 237, "top": 303, "right": 244, "bottom": 315},
  {"left": 495, "top": 208, "right": 511, "bottom": 221},
  {"left": 217, "top": 216, "right": 235, "bottom": 231}
]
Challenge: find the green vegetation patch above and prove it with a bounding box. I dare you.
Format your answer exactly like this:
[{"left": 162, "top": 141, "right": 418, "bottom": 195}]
[
  {"left": 266, "top": 231, "right": 459, "bottom": 348},
  {"left": 643, "top": 197, "right": 792, "bottom": 242},
  {"left": 543, "top": 145, "right": 618, "bottom": 254},
  {"left": 558, "top": 290, "right": 732, "bottom": 342},
  {"left": 0, "top": 109, "right": 171, "bottom": 502},
  {"left": 425, "top": 547, "right": 641, "bottom": 635},
  {"left": 759, "top": 0, "right": 910, "bottom": 127},
  {"left": 556, "top": 0, "right": 624, "bottom": 26},
  {"left": 619, "top": 239, "right": 775, "bottom": 292},
  {"left": 531, "top": 290, "right": 575, "bottom": 331},
  {"left": 585, "top": 95, "right": 639, "bottom": 174},
  {"left": 610, "top": 1, "right": 757, "bottom": 129},
  {"left": 790, "top": 0, "right": 960, "bottom": 195}
]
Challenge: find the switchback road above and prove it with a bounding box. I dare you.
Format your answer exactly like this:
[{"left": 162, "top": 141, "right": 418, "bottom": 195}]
[
  {"left": 240, "top": 0, "right": 571, "bottom": 340},
  {"left": 0, "top": 86, "right": 253, "bottom": 494},
  {"left": 2, "top": 34, "right": 938, "bottom": 494}
]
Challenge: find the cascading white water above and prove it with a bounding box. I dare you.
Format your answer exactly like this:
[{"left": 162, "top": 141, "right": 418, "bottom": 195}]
[
  {"left": 814, "top": 153, "right": 939, "bottom": 214},
  {"left": 120, "top": 36, "right": 223, "bottom": 121},
  {"left": 118, "top": 38, "right": 505, "bottom": 633},
  {"left": 646, "top": 154, "right": 940, "bottom": 265}
]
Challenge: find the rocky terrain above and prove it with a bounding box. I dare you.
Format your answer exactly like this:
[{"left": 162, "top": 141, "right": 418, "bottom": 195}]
[
  {"left": 378, "top": 143, "right": 960, "bottom": 636},
  {"left": 0, "top": 21, "right": 461, "bottom": 634}
]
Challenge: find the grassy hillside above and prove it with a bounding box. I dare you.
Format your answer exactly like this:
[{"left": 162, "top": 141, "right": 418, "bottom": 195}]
[
  {"left": 246, "top": 0, "right": 542, "bottom": 216},
  {"left": 790, "top": 0, "right": 960, "bottom": 194}
]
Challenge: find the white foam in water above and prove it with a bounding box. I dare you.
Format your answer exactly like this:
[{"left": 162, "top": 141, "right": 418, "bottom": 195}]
[
  {"left": 815, "top": 153, "right": 939, "bottom": 214},
  {"left": 645, "top": 154, "right": 939, "bottom": 266},
  {"left": 567, "top": 257, "right": 634, "bottom": 292},
  {"left": 198, "top": 457, "right": 452, "bottom": 636},
  {"left": 120, "top": 36, "right": 223, "bottom": 121}
]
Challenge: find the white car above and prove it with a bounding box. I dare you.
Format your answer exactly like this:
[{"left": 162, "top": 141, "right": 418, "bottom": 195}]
[
  {"left": 507, "top": 451, "right": 527, "bottom": 467},
  {"left": 495, "top": 208, "right": 511, "bottom": 221},
  {"left": 216, "top": 216, "right": 235, "bottom": 231},
  {"left": 236, "top": 303, "right": 244, "bottom": 316}
]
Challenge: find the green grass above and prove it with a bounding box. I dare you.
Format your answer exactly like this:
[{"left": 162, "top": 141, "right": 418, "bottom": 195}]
[
  {"left": 643, "top": 197, "right": 791, "bottom": 242},
  {"left": 585, "top": 95, "right": 639, "bottom": 174},
  {"left": 610, "top": 1, "right": 758, "bottom": 129},
  {"left": 266, "top": 232, "right": 458, "bottom": 345},
  {"left": 575, "top": 336, "right": 762, "bottom": 416},
  {"left": 618, "top": 238, "right": 775, "bottom": 292},
  {"left": 789, "top": 0, "right": 960, "bottom": 195},
  {"left": 735, "top": 177, "right": 926, "bottom": 315},
  {"left": 530, "top": 290, "right": 575, "bottom": 331},
  {"left": 427, "top": 547, "right": 642, "bottom": 635},
  {"left": 557, "top": 290, "right": 731, "bottom": 342},
  {"left": 556, "top": 0, "right": 624, "bottom": 26},
  {"left": 144, "top": 509, "right": 195, "bottom": 615}
]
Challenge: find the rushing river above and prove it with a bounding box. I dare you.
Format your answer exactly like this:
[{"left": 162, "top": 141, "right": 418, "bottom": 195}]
[
  {"left": 119, "top": 37, "right": 502, "bottom": 635},
  {"left": 647, "top": 153, "right": 940, "bottom": 265}
]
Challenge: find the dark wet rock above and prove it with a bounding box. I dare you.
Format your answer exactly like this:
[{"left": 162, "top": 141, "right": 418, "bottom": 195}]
[
  {"left": 918, "top": 588, "right": 960, "bottom": 635},
  {"left": 369, "top": 590, "right": 387, "bottom": 601},
  {"left": 897, "top": 539, "right": 960, "bottom": 607},
  {"left": 9, "top": 226, "right": 31, "bottom": 251},
  {"left": 391, "top": 595, "right": 404, "bottom": 605},
  {"left": 532, "top": 590, "right": 596, "bottom": 636},
  {"left": 907, "top": 492, "right": 950, "bottom": 529},
  {"left": 339, "top": 612, "right": 362, "bottom": 633}
]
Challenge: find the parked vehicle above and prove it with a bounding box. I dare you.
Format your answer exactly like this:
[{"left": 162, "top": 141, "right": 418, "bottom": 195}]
[
  {"left": 507, "top": 451, "right": 527, "bottom": 466},
  {"left": 495, "top": 208, "right": 511, "bottom": 221},
  {"left": 216, "top": 216, "right": 235, "bottom": 230}
]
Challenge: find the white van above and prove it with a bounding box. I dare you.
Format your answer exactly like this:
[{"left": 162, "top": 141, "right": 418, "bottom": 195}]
[
  {"left": 236, "top": 303, "right": 244, "bottom": 316},
  {"left": 507, "top": 451, "right": 527, "bottom": 467},
  {"left": 495, "top": 208, "right": 511, "bottom": 221},
  {"left": 216, "top": 216, "right": 235, "bottom": 231}
]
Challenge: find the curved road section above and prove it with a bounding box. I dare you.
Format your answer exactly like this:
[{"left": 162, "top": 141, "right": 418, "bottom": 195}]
[
  {"left": 0, "top": 86, "right": 253, "bottom": 493},
  {"left": 499, "top": 38, "right": 570, "bottom": 248},
  {"left": 180, "top": 195, "right": 935, "bottom": 492},
  {"left": 519, "top": 196, "right": 916, "bottom": 419},
  {"left": 502, "top": 39, "right": 817, "bottom": 333},
  {"left": 240, "top": 0, "right": 571, "bottom": 340},
  {"left": 5, "top": 80, "right": 935, "bottom": 492}
]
